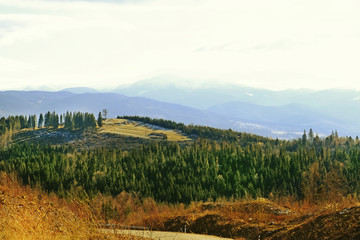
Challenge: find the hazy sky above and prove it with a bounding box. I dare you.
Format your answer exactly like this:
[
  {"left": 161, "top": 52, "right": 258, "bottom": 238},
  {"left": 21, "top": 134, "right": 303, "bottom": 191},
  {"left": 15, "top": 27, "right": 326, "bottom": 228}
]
[{"left": 0, "top": 0, "right": 359, "bottom": 90}]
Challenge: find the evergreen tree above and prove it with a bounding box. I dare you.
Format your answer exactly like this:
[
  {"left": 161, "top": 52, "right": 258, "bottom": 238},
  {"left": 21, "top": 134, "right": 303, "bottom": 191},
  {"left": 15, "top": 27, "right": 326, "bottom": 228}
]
[
  {"left": 52, "top": 113, "right": 59, "bottom": 129},
  {"left": 27, "top": 115, "right": 32, "bottom": 128},
  {"left": 19, "top": 116, "right": 26, "bottom": 129},
  {"left": 98, "top": 112, "right": 103, "bottom": 127},
  {"left": 308, "top": 128, "right": 314, "bottom": 144},
  {"left": 38, "top": 113, "right": 44, "bottom": 128},
  {"left": 44, "top": 111, "right": 51, "bottom": 127},
  {"left": 302, "top": 130, "right": 307, "bottom": 146},
  {"left": 31, "top": 115, "right": 36, "bottom": 129},
  {"left": 64, "top": 112, "right": 73, "bottom": 130}
]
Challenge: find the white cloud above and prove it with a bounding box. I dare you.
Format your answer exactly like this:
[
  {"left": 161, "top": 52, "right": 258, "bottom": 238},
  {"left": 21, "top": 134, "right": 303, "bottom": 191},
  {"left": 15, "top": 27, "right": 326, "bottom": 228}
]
[{"left": 0, "top": 0, "right": 359, "bottom": 90}]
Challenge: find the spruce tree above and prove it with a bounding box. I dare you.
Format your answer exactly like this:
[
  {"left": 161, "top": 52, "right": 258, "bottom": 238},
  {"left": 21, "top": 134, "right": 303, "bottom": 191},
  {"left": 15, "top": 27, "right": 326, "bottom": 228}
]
[
  {"left": 98, "top": 112, "right": 103, "bottom": 127},
  {"left": 64, "top": 112, "right": 73, "bottom": 130},
  {"left": 38, "top": 113, "right": 44, "bottom": 128}
]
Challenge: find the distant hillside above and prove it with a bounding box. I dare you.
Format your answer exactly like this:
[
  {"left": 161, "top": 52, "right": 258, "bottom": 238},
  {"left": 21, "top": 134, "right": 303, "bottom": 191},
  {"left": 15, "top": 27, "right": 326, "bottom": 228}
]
[
  {"left": 0, "top": 91, "right": 75, "bottom": 116},
  {"left": 1, "top": 88, "right": 360, "bottom": 138},
  {"left": 207, "top": 101, "right": 354, "bottom": 134},
  {"left": 61, "top": 87, "right": 100, "bottom": 94},
  {"left": 0, "top": 91, "right": 282, "bottom": 137},
  {"left": 115, "top": 76, "right": 360, "bottom": 111},
  {"left": 114, "top": 76, "right": 360, "bottom": 136}
]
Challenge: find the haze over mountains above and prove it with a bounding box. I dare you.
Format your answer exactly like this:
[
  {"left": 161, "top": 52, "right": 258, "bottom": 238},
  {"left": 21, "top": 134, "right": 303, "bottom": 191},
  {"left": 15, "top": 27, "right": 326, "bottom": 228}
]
[{"left": 1, "top": 76, "right": 360, "bottom": 138}]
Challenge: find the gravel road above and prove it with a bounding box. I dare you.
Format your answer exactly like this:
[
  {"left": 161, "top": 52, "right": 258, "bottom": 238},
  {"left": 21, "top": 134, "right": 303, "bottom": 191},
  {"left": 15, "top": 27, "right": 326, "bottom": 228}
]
[{"left": 101, "top": 229, "right": 234, "bottom": 240}]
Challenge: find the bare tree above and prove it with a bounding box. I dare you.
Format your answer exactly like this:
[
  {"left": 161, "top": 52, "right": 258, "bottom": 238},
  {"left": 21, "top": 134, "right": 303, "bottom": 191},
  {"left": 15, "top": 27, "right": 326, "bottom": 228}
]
[{"left": 102, "top": 109, "right": 108, "bottom": 120}]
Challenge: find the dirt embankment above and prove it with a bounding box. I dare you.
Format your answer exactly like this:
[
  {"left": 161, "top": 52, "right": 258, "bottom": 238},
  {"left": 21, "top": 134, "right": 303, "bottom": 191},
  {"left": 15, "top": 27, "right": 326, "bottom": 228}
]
[
  {"left": 272, "top": 205, "right": 360, "bottom": 240},
  {"left": 139, "top": 199, "right": 294, "bottom": 240},
  {"left": 139, "top": 199, "right": 360, "bottom": 240}
]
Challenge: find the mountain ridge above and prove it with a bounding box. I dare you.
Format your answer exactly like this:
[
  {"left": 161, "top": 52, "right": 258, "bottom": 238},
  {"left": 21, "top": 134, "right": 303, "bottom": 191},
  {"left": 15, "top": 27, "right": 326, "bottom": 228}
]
[{"left": 2, "top": 76, "right": 360, "bottom": 138}]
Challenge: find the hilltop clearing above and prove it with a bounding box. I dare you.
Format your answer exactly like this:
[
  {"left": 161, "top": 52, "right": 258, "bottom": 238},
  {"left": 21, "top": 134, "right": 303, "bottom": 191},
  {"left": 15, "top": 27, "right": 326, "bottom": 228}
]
[
  {"left": 10, "top": 118, "right": 191, "bottom": 150},
  {"left": 99, "top": 119, "right": 190, "bottom": 142}
]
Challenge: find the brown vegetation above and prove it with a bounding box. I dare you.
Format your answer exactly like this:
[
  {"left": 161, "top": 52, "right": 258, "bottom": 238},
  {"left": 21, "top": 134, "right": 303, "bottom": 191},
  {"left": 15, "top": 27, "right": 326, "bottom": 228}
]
[
  {"left": 91, "top": 192, "right": 360, "bottom": 240},
  {"left": 0, "top": 172, "right": 145, "bottom": 240}
]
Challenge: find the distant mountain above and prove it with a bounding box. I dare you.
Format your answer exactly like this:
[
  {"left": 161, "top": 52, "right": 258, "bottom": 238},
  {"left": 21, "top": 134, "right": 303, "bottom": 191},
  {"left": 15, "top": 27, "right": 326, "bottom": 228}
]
[
  {"left": 115, "top": 76, "right": 263, "bottom": 109},
  {"left": 22, "top": 85, "right": 56, "bottom": 92},
  {"left": 0, "top": 91, "right": 75, "bottom": 116},
  {"left": 207, "top": 101, "right": 355, "bottom": 135},
  {"left": 2, "top": 81, "right": 360, "bottom": 138},
  {"left": 61, "top": 87, "right": 100, "bottom": 94},
  {"left": 0, "top": 90, "right": 281, "bottom": 137},
  {"left": 115, "top": 76, "right": 360, "bottom": 110},
  {"left": 114, "top": 75, "right": 360, "bottom": 136}
]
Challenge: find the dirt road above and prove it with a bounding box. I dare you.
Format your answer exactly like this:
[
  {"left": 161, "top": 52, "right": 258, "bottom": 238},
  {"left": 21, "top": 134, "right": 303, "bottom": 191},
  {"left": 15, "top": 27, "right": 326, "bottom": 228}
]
[{"left": 101, "top": 229, "right": 234, "bottom": 240}]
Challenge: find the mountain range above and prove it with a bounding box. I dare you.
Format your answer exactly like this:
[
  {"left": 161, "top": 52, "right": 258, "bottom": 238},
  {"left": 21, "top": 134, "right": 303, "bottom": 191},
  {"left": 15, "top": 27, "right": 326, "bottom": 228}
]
[{"left": 1, "top": 76, "right": 360, "bottom": 138}]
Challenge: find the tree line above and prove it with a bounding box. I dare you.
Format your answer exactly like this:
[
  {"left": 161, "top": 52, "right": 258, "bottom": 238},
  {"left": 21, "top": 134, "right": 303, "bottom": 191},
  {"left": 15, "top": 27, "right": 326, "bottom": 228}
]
[
  {"left": 119, "top": 116, "right": 273, "bottom": 146},
  {"left": 0, "top": 111, "right": 100, "bottom": 147},
  {"left": 1, "top": 131, "right": 360, "bottom": 204},
  {"left": 0, "top": 111, "right": 99, "bottom": 133}
]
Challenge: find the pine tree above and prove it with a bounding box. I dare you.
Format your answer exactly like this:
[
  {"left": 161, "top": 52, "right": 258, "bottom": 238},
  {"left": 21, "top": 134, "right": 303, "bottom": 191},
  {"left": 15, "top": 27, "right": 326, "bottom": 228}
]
[
  {"left": 44, "top": 111, "right": 51, "bottom": 127},
  {"left": 308, "top": 128, "right": 314, "bottom": 144},
  {"left": 31, "top": 115, "right": 36, "bottom": 129},
  {"left": 38, "top": 113, "right": 44, "bottom": 128},
  {"left": 53, "top": 113, "right": 59, "bottom": 129},
  {"left": 98, "top": 112, "right": 103, "bottom": 127},
  {"left": 64, "top": 112, "right": 73, "bottom": 130},
  {"left": 19, "top": 115, "right": 26, "bottom": 129},
  {"left": 302, "top": 130, "right": 307, "bottom": 146}
]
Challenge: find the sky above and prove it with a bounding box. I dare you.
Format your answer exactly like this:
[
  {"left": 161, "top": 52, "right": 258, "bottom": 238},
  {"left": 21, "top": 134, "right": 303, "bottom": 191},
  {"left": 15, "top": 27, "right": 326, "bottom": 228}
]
[{"left": 0, "top": 0, "right": 359, "bottom": 91}]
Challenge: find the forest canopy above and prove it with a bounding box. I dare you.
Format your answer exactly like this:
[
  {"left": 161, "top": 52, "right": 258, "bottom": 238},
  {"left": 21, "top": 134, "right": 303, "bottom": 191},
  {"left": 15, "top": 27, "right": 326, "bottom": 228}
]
[{"left": 1, "top": 113, "right": 359, "bottom": 204}]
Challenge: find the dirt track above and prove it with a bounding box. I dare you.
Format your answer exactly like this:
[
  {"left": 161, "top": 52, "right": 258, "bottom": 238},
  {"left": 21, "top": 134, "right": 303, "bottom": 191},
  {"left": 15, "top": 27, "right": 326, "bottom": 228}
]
[{"left": 101, "top": 229, "right": 234, "bottom": 240}]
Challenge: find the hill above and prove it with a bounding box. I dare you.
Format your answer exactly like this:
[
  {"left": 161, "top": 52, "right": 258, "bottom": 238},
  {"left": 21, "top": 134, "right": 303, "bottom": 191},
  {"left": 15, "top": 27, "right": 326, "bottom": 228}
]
[{"left": 11, "top": 118, "right": 191, "bottom": 150}]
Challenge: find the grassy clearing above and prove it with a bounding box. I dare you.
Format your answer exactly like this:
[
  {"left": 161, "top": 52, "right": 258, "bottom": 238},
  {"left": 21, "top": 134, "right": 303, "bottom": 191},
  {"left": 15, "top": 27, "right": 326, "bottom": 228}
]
[
  {"left": 99, "top": 119, "right": 191, "bottom": 142},
  {"left": 10, "top": 119, "right": 191, "bottom": 150}
]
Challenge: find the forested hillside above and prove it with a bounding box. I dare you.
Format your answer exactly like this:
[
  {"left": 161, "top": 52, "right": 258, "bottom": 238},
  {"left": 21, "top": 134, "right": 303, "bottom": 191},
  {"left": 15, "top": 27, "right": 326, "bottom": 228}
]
[{"left": 1, "top": 113, "right": 360, "bottom": 205}]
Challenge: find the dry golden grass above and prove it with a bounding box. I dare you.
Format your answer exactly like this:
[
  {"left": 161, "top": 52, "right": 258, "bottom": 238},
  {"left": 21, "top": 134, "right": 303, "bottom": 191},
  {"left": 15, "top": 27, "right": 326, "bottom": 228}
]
[
  {"left": 0, "top": 172, "right": 146, "bottom": 240},
  {"left": 99, "top": 119, "right": 190, "bottom": 142}
]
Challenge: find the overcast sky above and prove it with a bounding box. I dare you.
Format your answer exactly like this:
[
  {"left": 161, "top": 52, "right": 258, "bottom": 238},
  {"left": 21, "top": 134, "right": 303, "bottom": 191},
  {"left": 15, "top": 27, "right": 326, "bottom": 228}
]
[{"left": 0, "top": 0, "right": 359, "bottom": 90}]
